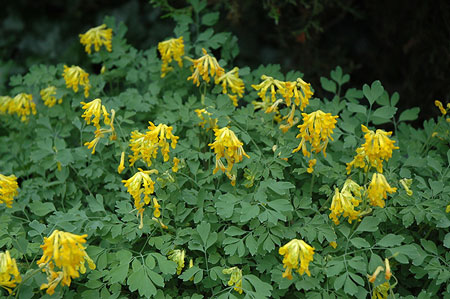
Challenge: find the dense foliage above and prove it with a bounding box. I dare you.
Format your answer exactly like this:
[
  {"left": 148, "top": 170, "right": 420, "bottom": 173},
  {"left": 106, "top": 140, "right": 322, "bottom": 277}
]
[{"left": 1, "top": 1, "right": 449, "bottom": 298}]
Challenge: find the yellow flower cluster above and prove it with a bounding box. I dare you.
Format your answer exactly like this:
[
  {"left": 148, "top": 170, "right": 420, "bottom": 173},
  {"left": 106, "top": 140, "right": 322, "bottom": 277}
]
[
  {"left": 167, "top": 249, "right": 185, "bottom": 275},
  {"left": 0, "top": 93, "right": 36, "bottom": 122},
  {"left": 368, "top": 258, "right": 392, "bottom": 283},
  {"left": 252, "top": 75, "right": 313, "bottom": 131},
  {"left": 36, "top": 230, "right": 95, "bottom": 295},
  {"left": 195, "top": 108, "right": 218, "bottom": 131},
  {"left": 399, "top": 178, "right": 413, "bottom": 196},
  {"left": 329, "top": 179, "right": 362, "bottom": 225},
  {"left": 81, "top": 99, "right": 116, "bottom": 154},
  {"left": 222, "top": 267, "right": 243, "bottom": 294},
  {"left": 292, "top": 110, "right": 339, "bottom": 158},
  {"left": 63, "top": 65, "right": 91, "bottom": 98},
  {"left": 158, "top": 37, "right": 185, "bottom": 78},
  {"left": 208, "top": 127, "right": 250, "bottom": 185},
  {"left": 215, "top": 67, "right": 245, "bottom": 106},
  {"left": 279, "top": 238, "right": 315, "bottom": 280},
  {"left": 0, "top": 173, "right": 19, "bottom": 208},
  {"left": 122, "top": 168, "right": 159, "bottom": 229},
  {"left": 40, "top": 86, "right": 62, "bottom": 107},
  {"left": 367, "top": 173, "right": 397, "bottom": 208},
  {"left": 435, "top": 100, "right": 449, "bottom": 116},
  {"left": 128, "top": 122, "right": 179, "bottom": 167},
  {"left": 79, "top": 24, "right": 113, "bottom": 55},
  {"left": 347, "top": 125, "right": 398, "bottom": 174},
  {"left": 0, "top": 251, "right": 22, "bottom": 294}
]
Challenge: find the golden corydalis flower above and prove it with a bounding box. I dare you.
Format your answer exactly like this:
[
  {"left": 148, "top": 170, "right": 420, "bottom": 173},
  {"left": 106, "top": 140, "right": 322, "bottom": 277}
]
[
  {"left": 367, "top": 173, "right": 397, "bottom": 208},
  {"left": 187, "top": 48, "right": 225, "bottom": 86},
  {"left": 329, "top": 241, "right": 337, "bottom": 249},
  {"left": 279, "top": 239, "right": 315, "bottom": 279},
  {"left": 372, "top": 282, "right": 390, "bottom": 299},
  {"left": 128, "top": 122, "right": 179, "bottom": 167},
  {"left": 79, "top": 24, "right": 113, "bottom": 55},
  {"left": 222, "top": 267, "right": 243, "bottom": 294},
  {"left": 435, "top": 100, "right": 447, "bottom": 115},
  {"left": 80, "top": 98, "right": 110, "bottom": 129},
  {"left": 208, "top": 127, "right": 250, "bottom": 186},
  {"left": 215, "top": 67, "right": 245, "bottom": 106},
  {"left": 152, "top": 197, "right": 161, "bottom": 218},
  {"left": 172, "top": 157, "right": 180, "bottom": 172},
  {"left": 0, "top": 174, "right": 19, "bottom": 208},
  {"left": 0, "top": 251, "right": 22, "bottom": 294},
  {"left": 399, "top": 178, "right": 413, "bottom": 196},
  {"left": 0, "top": 96, "right": 12, "bottom": 114},
  {"left": 292, "top": 110, "right": 338, "bottom": 157},
  {"left": 158, "top": 37, "right": 184, "bottom": 78},
  {"left": 252, "top": 75, "right": 285, "bottom": 103},
  {"left": 195, "top": 108, "right": 218, "bottom": 131},
  {"left": 63, "top": 65, "right": 90, "bottom": 98},
  {"left": 83, "top": 109, "right": 116, "bottom": 154},
  {"left": 36, "top": 230, "right": 95, "bottom": 295},
  {"left": 40, "top": 86, "right": 62, "bottom": 108},
  {"left": 167, "top": 249, "right": 185, "bottom": 275},
  {"left": 9, "top": 93, "right": 36, "bottom": 122},
  {"left": 307, "top": 159, "right": 316, "bottom": 173},
  {"left": 122, "top": 168, "right": 159, "bottom": 228},
  {"left": 329, "top": 179, "right": 362, "bottom": 225},
  {"left": 117, "top": 151, "right": 125, "bottom": 174},
  {"left": 347, "top": 125, "right": 399, "bottom": 174}
]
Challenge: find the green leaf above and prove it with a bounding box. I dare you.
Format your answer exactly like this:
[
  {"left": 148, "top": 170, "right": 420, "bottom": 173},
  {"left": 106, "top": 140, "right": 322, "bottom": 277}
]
[
  {"left": 190, "top": 0, "right": 207, "bottom": 13},
  {"left": 363, "top": 80, "right": 384, "bottom": 105},
  {"left": 265, "top": 180, "right": 295, "bottom": 195},
  {"left": 56, "top": 149, "right": 73, "bottom": 166},
  {"left": 356, "top": 216, "right": 380, "bottom": 232},
  {"left": 420, "top": 239, "right": 438, "bottom": 255},
  {"left": 443, "top": 233, "right": 450, "bottom": 249},
  {"left": 326, "top": 260, "right": 345, "bottom": 277},
  {"left": 179, "top": 266, "right": 201, "bottom": 282},
  {"left": 225, "top": 226, "right": 247, "bottom": 236},
  {"left": 347, "top": 103, "right": 367, "bottom": 115},
  {"left": 320, "top": 77, "right": 337, "bottom": 93},
  {"left": 127, "top": 262, "right": 156, "bottom": 298},
  {"left": 334, "top": 273, "right": 346, "bottom": 290},
  {"left": 109, "top": 263, "right": 130, "bottom": 284},
  {"left": 246, "top": 234, "right": 258, "bottom": 256},
  {"left": 215, "top": 194, "right": 238, "bottom": 219},
  {"left": 344, "top": 274, "right": 358, "bottom": 295},
  {"left": 377, "top": 234, "right": 404, "bottom": 247},
  {"left": 371, "top": 106, "right": 397, "bottom": 120},
  {"left": 398, "top": 107, "right": 420, "bottom": 122},
  {"left": 240, "top": 204, "right": 260, "bottom": 222},
  {"left": 88, "top": 194, "right": 105, "bottom": 213},
  {"left": 350, "top": 237, "right": 371, "bottom": 248},
  {"left": 151, "top": 253, "right": 177, "bottom": 275},
  {"left": 29, "top": 202, "right": 55, "bottom": 216},
  {"left": 243, "top": 274, "right": 273, "bottom": 298},
  {"left": 202, "top": 12, "right": 219, "bottom": 26},
  {"left": 196, "top": 222, "right": 210, "bottom": 246}
]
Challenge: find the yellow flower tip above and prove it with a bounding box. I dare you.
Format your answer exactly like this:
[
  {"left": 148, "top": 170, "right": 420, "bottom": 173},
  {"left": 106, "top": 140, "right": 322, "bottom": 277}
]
[
  {"left": 79, "top": 24, "right": 113, "bottom": 55},
  {"left": 0, "top": 173, "right": 19, "bottom": 208},
  {"left": 158, "top": 37, "right": 185, "bottom": 77},
  {"left": 446, "top": 205, "right": 450, "bottom": 213},
  {"left": 279, "top": 239, "right": 315, "bottom": 280},
  {"left": 222, "top": 267, "right": 243, "bottom": 294},
  {"left": 330, "top": 241, "right": 338, "bottom": 249},
  {"left": 368, "top": 173, "right": 397, "bottom": 208},
  {"left": 399, "top": 178, "right": 413, "bottom": 196},
  {"left": 435, "top": 100, "right": 447, "bottom": 115},
  {"left": 368, "top": 266, "right": 384, "bottom": 283},
  {"left": 40, "top": 86, "right": 62, "bottom": 108},
  {"left": 152, "top": 217, "right": 168, "bottom": 229},
  {"left": 168, "top": 249, "right": 185, "bottom": 275},
  {"left": 307, "top": 159, "right": 317, "bottom": 173},
  {"left": 187, "top": 48, "right": 224, "bottom": 86},
  {"left": 172, "top": 157, "right": 180, "bottom": 172},
  {"left": 329, "top": 181, "right": 362, "bottom": 225},
  {"left": 7, "top": 93, "right": 36, "bottom": 122},
  {"left": 0, "top": 250, "right": 22, "bottom": 293},
  {"left": 118, "top": 151, "right": 126, "bottom": 174},
  {"left": 63, "top": 65, "right": 90, "bottom": 97},
  {"left": 384, "top": 258, "right": 392, "bottom": 280},
  {"left": 152, "top": 197, "right": 161, "bottom": 218}
]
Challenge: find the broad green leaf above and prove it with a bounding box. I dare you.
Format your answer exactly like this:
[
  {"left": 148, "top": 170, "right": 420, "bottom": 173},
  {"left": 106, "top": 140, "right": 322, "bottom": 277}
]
[
  {"left": 196, "top": 222, "right": 210, "bottom": 246},
  {"left": 377, "top": 234, "right": 404, "bottom": 247},
  {"left": 363, "top": 80, "right": 384, "bottom": 105},
  {"left": 356, "top": 216, "right": 380, "bottom": 232},
  {"left": 398, "top": 107, "right": 420, "bottom": 122},
  {"left": 350, "top": 237, "right": 371, "bottom": 248},
  {"left": 372, "top": 106, "right": 397, "bottom": 120},
  {"left": 443, "top": 233, "right": 450, "bottom": 249},
  {"left": 127, "top": 263, "right": 156, "bottom": 298},
  {"left": 347, "top": 103, "right": 367, "bottom": 115},
  {"left": 202, "top": 12, "right": 219, "bottom": 26},
  {"left": 29, "top": 202, "right": 55, "bottom": 217},
  {"left": 320, "top": 77, "right": 337, "bottom": 93}
]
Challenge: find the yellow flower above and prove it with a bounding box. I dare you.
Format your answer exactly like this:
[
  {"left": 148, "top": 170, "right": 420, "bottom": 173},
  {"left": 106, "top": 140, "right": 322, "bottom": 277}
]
[
  {"left": 152, "top": 217, "right": 168, "bottom": 229},
  {"left": 158, "top": 37, "right": 184, "bottom": 78},
  {"left": 215, "top": 67, "right": 245, "bottom": 106},
  {"left": 348, "top": 125, "right": 399, "bottom": 174},
  {"left": 63, "top": 65, "right": 91, "bottom": 98},
  {"left": 435, "top": 100, "right": 447, "bottom": 115},
  {"left": 122, "top": 168, "right": 159, "bottom": 228},
  {"left": 399, "top": 178, "right": 413, "bottom": 196},
  {"left": 446, "top": 205, "right": 450, "bottom": 213},
  {"left": 252, "top": 75, "right": 285, "bottom": 104},
  {"left": 84, "top": 109, "right": 116, "bottom": 154},
  {"left": 40, "top": 86, "right": 62, "bottom": 107},
  {"left": 329, "top": 185, "right": 361, "bottom": 225},
  {"left": 187, "top": 48, "right": 225, "bottom": 86},
  {"left": 222, "top": 267, "right": 243, "bottom": 294},
  {"left": 0, "top": 251, "right": 22, "bottom": 294},
  {"left": 36, "top": 230, "right": 95, "bottom": 295},
  {"left": 9, "top": 93, "right": 36, "bottom": 122},
  {"left": 367, "top": 173, "right": 397, "bottom": 208},
  {"left": 329, "top": 241, "right": 337, "bottom": 249},
  {"left": 172, "top": 157, "right": 180, "bottom": 172},
  {"left": 79, "top": 24, "right": 113, "bottom": 55},
  {"left": 153, "top": 197, "right": 161, "bottom": 218},
  {"left": 0, "top": 96, "right": 12, "bottom": 114},
  {"left": 384, "top": 258, "right": 391, "bottom": 280},
  {"left": 167, "top": 249, "right": 185, "bottom": 275},
  {"left": 368, "top": 266, "right": 384, "bottom": 283},
  {"left": 117, "top": 151, "right": 125, "bottom": 174},
  {"left": 195, "top": 108, "right": 218, "bottom": 130},
  {"left": 0, "top": 173, "right": 19, "bottom": 208},
  {"left": 292, "top": 110, "right": 338, "bottom": 157},
  {"left": 372, "top": 282, "right": 390, "bottom": 299},
  {"left": 80, "top": 98, "right": 110, "bottom": 129},
  {"left": 307, "top": 159, "right": 317, "bottom": 173},
  {"left": 208, "top": 127, "right": 250, "bottom": 185},
  {"left": 279, "top": 238, "right": 315, "bottom": 279}
]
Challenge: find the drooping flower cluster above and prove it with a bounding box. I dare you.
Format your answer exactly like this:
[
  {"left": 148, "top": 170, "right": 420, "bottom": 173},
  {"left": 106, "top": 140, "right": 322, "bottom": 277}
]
[
  {"left": 167, "top": 249, "right": 185, "bottom": 275},
  {"left": 36, "top": 230, "right": 95, "bottom": 295},
  {"left": 208, "top": 127, "right": 250, "bottom": 185},
  {"left": 0, "top": 93, "right": 36, "bottom": 122},
  {"left": 252, "top": 75, "right": 314, "bottom": 131},
  {"left": 63, "top": 65, "right": 91, "bottom": 98},
  {"left": 122, "top": 168, "right": 159, "bottom": 228},
  {"left": 279, "top": 238, "right": 315, "bottom": 279},
  {"left": 158, "top": 37, "right": 185, "bottom": 78},
  {"left": 367, "top": 173, "right": 397, "bottom": 208},
  {"left": 434, "top": 100, "right": 449, "bottom": 116},
  {"left": 0, "top": 173, "right": 19, "bottom": 208},
  {"left": 0, "top": 251, "right": 22, "bottom": 294},
  {"left": 292, "top": 110, "right": 339, "bottom": 159},
  {"left": 399, "top": 178, "right": 413, "bottom": 196},
  {"left": 81, "top": 98, "right": 116, "bottom": 154},
  {"left": 40, "top": 86, "right": 62, "bottom": 107},
  {"left": 215, "top": 67, "right": 245, "bottom": 106},
  {"left": 79, "top": 24, "right": 113, "bottom": 55},
  {"left": 222, "top": 267, "right": 243, "bottom": 294},
  {"left": 128, "top": 122, "right": 179, "bottom": 167},
  {"left": 346, "top": 125, "right": 398, "bottom": 174},
  {"left": 195, "top": 108, "right": 218, "bottom": 131},
  {"left": 329, "top": 179, "right": 363, "bottom": 225}
]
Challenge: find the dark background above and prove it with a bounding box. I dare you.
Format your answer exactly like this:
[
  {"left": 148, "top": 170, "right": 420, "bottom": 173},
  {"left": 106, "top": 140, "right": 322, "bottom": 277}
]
[{"left": 1, "top": 0, "right": 449, "bottom": 125}]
